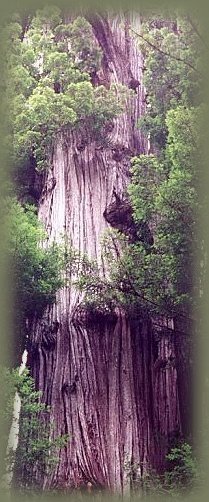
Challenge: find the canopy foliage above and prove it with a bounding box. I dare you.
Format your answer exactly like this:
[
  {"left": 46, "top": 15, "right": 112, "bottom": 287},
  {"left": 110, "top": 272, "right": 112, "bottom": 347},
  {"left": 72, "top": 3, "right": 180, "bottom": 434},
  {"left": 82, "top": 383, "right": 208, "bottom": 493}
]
[{"left": 4, "top": 7, "right": 127, "bottom": 171}]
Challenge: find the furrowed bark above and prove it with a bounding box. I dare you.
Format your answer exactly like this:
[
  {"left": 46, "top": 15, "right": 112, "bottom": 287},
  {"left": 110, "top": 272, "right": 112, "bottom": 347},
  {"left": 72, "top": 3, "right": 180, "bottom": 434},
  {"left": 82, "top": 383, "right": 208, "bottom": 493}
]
[{"left": 26, "top": 12, "right": 189, "bottom": 494}]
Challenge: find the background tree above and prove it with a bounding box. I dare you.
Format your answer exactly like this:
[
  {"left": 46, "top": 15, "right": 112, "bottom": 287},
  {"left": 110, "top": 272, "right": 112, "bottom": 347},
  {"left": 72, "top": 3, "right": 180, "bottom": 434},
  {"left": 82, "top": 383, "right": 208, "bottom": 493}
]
[
  {"left": 135, "top": 15, "right": 201, "bottom": 151},
  {"left": 6, "top": 198, "right": 65, "bottom": 363}
]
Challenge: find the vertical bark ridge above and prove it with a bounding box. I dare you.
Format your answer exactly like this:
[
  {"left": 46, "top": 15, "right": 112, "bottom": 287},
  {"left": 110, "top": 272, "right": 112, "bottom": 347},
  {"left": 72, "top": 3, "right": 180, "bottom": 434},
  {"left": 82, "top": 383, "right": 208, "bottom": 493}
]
[{"left": 28, "top": 12, "right": 183, "bottom": 493}]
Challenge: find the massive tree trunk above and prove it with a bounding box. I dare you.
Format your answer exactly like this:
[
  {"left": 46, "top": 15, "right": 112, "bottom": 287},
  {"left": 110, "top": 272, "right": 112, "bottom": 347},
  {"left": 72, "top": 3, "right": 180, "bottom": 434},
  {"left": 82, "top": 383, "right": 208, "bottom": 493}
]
[{"left": 27, "top": 12, "right": 184, "bottom": 494}]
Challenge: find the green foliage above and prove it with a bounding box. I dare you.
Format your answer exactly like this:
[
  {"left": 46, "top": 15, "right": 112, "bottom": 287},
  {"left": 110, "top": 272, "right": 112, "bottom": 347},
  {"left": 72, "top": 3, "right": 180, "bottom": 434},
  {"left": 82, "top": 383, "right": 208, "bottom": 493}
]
[
  {"left": 63, "top": 230, "right": 155, "bottom": 316},
  {"left": 137, "top": 16, "right": 201, "bottom": 150},
  {"left": 13, "top": 86, "right": 78, "bottom": 170},
  {"left": 13, "top": 80, "right": 126, "bottom": 170},
  {"left": 7, "top": 198, "right": 64, "bottom": 329},
  {"left": 29, "top": 5, "right": 62, "bottom": 32},
  {"left": 0, "top": 366, "right": 69, "bottom": 492},
  {"left": 74, "top": 107, "right": 199, "bottom": 317},
  {"left": 143, "top": 443, "right": 200, "bottom": 497},
  {"left": 164, "top": 443, "right": 199, "bottom": 490},
  {"left": 128, "top": 154, "right": 163, "bottom": 222},
  {"left": 0, "top": 366, "right": 18, "bottom": 477},
  {"left": 0, "top": 366, "right": 17, "bottom": 425},
  {"left": 165, "top": 105, "right": 200, "bottom": 175},
  {"left": 121, "top": 106, "right": 199, "bottom": 315},
  {"left": 5, "top": 8, "right": 126, "bottom": 171},
  {"left": 67, "top": 16, "right": 102, "bottom": 73},
  {"left": 14, "top": 368, "right": 69, "bottom": 491},
  {"left": 122, "top": 442, "right": 200, "bottom": 497},
  {"left": 72, "top": 18, "right": 201, "bottom": 319}
]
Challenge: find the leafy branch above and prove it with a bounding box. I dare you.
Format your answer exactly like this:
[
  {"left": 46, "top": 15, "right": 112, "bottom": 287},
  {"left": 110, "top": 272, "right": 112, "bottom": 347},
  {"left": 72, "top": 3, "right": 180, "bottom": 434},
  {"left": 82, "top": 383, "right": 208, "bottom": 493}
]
[{"left": 131, "top": 28, "right": 200, "bottom": 74}]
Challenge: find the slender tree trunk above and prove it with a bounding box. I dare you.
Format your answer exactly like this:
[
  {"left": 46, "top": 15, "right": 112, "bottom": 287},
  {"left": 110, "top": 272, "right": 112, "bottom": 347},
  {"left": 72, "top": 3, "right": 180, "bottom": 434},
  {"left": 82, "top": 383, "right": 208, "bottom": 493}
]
[
  {"left": 1, "top": 350, "right": 28, "bottom": 490},
  {"left": 27, "top": 13, "right": 186, "bottom": 493}
]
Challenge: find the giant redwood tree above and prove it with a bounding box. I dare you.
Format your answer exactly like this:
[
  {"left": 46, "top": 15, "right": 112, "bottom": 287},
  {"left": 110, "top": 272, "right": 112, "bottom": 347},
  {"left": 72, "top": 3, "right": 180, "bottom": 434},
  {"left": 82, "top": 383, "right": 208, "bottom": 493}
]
[{"left": 2, "top": 6, "right": 201, "bottom": 495}]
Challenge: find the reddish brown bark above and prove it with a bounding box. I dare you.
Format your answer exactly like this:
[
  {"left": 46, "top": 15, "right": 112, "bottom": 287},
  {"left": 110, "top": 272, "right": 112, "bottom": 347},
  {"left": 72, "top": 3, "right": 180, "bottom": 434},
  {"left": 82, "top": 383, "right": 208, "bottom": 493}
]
[{"left": 27, "top": 13, "right": 188, "bottom": 494}]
